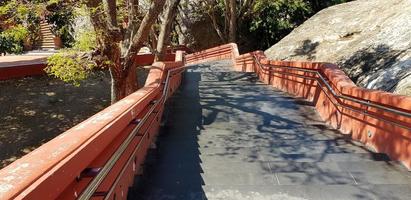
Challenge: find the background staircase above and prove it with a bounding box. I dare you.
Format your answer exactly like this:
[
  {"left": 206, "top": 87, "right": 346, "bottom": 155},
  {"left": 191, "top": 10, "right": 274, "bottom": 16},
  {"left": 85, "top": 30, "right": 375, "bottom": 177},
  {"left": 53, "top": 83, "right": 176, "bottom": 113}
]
[{"left": 34, "top": 21, "right": 57, "bottom": 50}]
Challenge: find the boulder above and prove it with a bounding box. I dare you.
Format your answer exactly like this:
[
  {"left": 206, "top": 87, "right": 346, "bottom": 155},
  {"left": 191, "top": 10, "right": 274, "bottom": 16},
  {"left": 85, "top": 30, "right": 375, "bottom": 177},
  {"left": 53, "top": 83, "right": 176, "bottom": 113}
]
[{"left": 265, "top": 0, "right": 411, "bottom": 96}]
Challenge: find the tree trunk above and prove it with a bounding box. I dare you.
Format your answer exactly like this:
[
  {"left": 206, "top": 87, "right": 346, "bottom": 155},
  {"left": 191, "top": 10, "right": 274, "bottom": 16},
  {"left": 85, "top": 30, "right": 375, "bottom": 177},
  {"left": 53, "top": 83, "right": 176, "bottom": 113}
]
[
  {"left": 86, "top": 0, "right": 166, "bottom": 103},
  {"left": 206, "top": 0, "right": 226, "bottom": 43},
  {"left": 120, "top": 0, "right": 166, "bottom": 102},
  {"left": 123, "top": 0, "right": 166, "bottom": 63},
  {"left": 156, "top": 0, "right": 181, "bottom": 61},
  {"left": 224, "top": 0, "right": 230, "bottom": 36},
  {"left": 110, "top": 68, "right": 125, "bottom": 104},
  {"left": 228, "top": 0, "right": 236, "bottom": 42},
  {"left": 108, "top": 45, "right": 127, "bottom": 103},
  {"left": 105, "top": 0, "right": 118, "bottom": 27},
  {"left": 109, "top": 63, "right": 139, "bottom": 103},
  {"left": 125, "top": 64, "right": 138, "bottom": 95}
]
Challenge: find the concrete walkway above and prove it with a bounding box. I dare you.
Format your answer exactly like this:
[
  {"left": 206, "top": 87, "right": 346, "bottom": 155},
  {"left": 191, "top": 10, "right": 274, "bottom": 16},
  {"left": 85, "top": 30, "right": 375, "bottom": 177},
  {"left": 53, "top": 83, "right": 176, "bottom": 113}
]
[
  {"left": 0, "top": 55, "right": 47, "bottom": 68},
  {"left": 129, "top": 60, "right": 411, "bottom": 200}
]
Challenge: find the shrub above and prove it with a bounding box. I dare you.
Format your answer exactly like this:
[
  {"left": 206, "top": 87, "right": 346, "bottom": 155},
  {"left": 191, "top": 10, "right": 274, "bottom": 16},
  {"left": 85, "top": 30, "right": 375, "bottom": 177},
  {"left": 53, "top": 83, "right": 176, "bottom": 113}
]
[
  {"left": 0, "top": 34, "right": 13, "bottom": 54},
  {"left": 46, "top": 50, "right": 96, "bottom": 86},
  {"left": 0, "top": 25, "right": 29, "bottom": 54},
  {"left": 46, "top": 1, "right": 75, "bottom": 47},
  {"left": 73, "top": 30, "right": 96, "bottom": 51}
]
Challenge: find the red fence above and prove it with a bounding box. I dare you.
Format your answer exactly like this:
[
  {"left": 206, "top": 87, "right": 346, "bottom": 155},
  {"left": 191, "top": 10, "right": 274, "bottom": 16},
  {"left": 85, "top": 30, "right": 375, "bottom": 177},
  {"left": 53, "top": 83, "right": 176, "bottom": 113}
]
[
  {"left": 186, "top": 43, "right": 239, "bottom": 64},
  {"left": 0, "top": 52, "right": 186, "bottom": 200},
  {"left": 0, "top": 56, "right": 47, "bottom": 80},
  {"left": 1, "top": 43, "right": 410, "bottom": 199},
  {"left": 187, "top": 44, "right": 411, "bottom": 169},
  {"left": 0, "top": 51, "right": 184, "bottom": 81}
]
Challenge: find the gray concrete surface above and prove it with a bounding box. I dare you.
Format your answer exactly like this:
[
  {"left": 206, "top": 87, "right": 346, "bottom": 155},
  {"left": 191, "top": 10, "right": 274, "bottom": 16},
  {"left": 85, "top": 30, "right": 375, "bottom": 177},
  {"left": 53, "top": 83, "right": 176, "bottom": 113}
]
[{"left": 128, "top": 60, "right": 411, "bottom": 200}]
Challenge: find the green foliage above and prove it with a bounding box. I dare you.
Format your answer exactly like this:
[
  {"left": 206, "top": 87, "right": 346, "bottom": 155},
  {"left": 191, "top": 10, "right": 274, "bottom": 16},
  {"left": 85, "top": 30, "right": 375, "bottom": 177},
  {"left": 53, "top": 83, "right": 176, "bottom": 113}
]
[
  {"left": 0, "top": 0, "right": 75, "bottom": 50},
  {"left": 46, "top": 50, "right": 95, "bottom": 86},
  {"left": 41, "top": 2, "right": 98, "bottom": 86},
  {"left": 0, "top": 25, "right": 29, "bottom": 54},
  {"left": 247, "top": 0, "right": 312, "bottom": 49},
  {"left": 0, "top": 35, "right": 13, "bottom": 54},
  {"left": 46, "top": 1, "right": 75, "bottom": 47},
  {"left": 73, "top": 30, "right": 97, "bottom": 51},
  {"left": 0, "top": 0, "right": 45, "bottom": 24},
  {"left": 1, "top": 1, "right": 43, "bottom": 52},
  {"left": 1, "top": 25, "right": 28, "bottom": 41},
  {"left": 190, "top": 0, "right": 352, "bottom": 51}
]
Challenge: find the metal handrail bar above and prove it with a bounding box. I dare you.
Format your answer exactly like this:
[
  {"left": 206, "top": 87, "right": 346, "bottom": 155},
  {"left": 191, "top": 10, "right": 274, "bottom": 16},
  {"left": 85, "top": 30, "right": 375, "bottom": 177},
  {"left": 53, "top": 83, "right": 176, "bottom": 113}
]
[
  {"left": 252, "top": 56, "right": 411, "bottom": 118},
  {"left": 251, "top": 56, "right": 411, "bottom": 131},
  {"left": 103, "top": 98, "right": 163, "bottom": 199},
  {"left": 278, "top": 69, "right": 411, "bottom": 131},
  {"left": 103, "top": 68, "right": 186, "bottom": 199},
  {"left": 78, "top": 53, "right": 411, "bottom": 199},
  {"left": 79, "top": 65, "right": 186, "bottom": 199}
]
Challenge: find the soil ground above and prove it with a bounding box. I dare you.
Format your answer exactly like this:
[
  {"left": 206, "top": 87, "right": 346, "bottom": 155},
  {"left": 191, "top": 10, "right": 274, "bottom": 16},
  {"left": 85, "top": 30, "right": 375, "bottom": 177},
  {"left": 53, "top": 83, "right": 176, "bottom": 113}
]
[{"left": 0, "top": 69, "right": 148, "bottom": 169}]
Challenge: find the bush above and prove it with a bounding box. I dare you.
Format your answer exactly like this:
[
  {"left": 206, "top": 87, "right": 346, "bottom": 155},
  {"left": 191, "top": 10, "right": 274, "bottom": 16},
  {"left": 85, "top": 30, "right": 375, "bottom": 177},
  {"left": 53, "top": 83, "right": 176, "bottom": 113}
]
[
  {"left": 46, "top": 50, "right": 95, "bottom": 86},
  {"left": 0, "top": 34, "right": 13, "bottom": 54},
  {"left": 46, "top": 1, "right": 75, "bottom": 47},
  {"left": 0, "top": 25, "right": 29, "bottom": 54},
  {"left": 73, "top": 30, "right": 96, "bottom": 51}
]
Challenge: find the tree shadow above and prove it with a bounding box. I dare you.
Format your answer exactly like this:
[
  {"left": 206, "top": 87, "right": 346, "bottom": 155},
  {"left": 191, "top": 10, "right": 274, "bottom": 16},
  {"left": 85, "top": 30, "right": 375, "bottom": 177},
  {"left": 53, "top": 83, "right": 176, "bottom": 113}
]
[
  {"left": 0, "top": 69, "right": 148, "bottom": 169},
  {"left": 337, "top": 44, "right": 408, "bottom": 92},
  {"left": 292, "top": 39, "right": 320, "bottom": 60},
  {"left": 129, "top": 60, "right": 411, "bottom": 200},
  {"left": 128, "top": 70, "right": 207, "bottom": 199}
]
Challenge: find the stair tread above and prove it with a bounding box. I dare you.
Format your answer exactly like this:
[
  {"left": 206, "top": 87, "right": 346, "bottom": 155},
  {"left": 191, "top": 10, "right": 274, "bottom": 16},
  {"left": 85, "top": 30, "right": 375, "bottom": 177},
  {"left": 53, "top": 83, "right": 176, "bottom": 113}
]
[{"left": 129, "top": 60, "right": 411, "bottom": 200}]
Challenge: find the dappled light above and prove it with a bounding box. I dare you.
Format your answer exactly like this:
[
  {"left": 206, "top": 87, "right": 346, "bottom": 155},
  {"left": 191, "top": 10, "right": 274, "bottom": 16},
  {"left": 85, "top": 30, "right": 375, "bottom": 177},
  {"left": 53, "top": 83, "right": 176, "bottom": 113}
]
[
  {"left": 0, "top": 0, "right": 410, "bottom": 199},
  {"left": 0, "top": 74, "right": 111, "bottom": 168},
  {"left": 0, "top": 69, "right": 149, "bottom": 169},
  {"left": 130, "top": 60, "right": 411, "bottom": 199}
]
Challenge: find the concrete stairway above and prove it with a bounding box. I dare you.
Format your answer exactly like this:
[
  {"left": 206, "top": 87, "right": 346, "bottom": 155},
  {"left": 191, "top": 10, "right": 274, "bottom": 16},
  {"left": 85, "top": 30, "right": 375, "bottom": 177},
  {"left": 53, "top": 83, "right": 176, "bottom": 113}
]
[
  {"left": 128, "top": 60, "right": 411, "bottom": 200},
  {"left": 34, "top": 21, "right": 56, "bottom": 50}
]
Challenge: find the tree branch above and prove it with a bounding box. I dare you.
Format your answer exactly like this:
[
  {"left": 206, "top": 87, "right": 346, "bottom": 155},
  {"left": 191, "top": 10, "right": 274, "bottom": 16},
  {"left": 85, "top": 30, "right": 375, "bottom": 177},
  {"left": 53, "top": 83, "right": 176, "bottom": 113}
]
[
  {"left": 126, "top": 0, "right": 139, "bottom": 34},
  {"left": 156, "top": 0, "right": 180, "bottom": 61},
  {"left": 104, "top": 0, "right": 118, "bottom": 27},
  {"left": 238, "top": 0, "right": 254, "bottom": 21},
  {"left": 204, "top": 0, "right": 226, "bottom": 43},
  {"left": 123, "top": 0, "right": 166, "bottom": 67},
  {"left": 86, "top": 0, "right": 121, "bottom": 44},
  {"left": 86, "top": 0, "right": 109, "bottom": 44},
  {"left": 224, "top": 0, "right": 230, "bottom": 36},
  {"left": 228, "top": 0, "right": 236, "bottom": 42}
]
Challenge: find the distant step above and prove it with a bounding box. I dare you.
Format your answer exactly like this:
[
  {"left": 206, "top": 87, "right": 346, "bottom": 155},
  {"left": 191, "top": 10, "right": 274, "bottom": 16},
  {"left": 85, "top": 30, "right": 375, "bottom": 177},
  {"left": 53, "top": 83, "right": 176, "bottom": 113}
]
[{"left": 34, "top": 21, "right": 58, "bottom": 50}]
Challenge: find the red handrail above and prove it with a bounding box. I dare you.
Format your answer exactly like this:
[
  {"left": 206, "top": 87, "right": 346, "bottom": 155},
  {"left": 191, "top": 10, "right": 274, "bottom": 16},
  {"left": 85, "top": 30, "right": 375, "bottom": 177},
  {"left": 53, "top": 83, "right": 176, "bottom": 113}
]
[
  {"left": 0, "top": 52, "right": 186, "bottom": 200},
  {"left": 184, "top": 43, "right": 411, "bottom": 169}
]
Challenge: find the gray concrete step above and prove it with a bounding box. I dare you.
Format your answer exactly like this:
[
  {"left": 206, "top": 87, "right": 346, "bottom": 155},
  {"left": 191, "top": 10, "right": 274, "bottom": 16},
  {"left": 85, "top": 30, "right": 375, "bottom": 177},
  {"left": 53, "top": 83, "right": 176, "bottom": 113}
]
[
  {"left": 203, "top": 184, "right": 411, "bottom": 200},
  {"left": 129, "top": 60, "right": 411, "bottom": 200}
]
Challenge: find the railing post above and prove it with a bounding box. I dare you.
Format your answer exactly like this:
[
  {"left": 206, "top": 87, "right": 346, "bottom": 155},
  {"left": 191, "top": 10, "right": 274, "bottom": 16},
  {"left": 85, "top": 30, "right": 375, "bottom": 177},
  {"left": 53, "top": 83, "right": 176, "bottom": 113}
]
[{"left": 268, "top": 68, "right": 272, "bottom": 84}]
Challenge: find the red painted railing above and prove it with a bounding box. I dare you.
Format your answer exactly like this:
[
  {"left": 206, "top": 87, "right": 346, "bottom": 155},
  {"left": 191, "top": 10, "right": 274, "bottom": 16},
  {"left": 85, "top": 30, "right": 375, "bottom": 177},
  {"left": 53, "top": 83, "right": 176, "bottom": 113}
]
[
  {"left": 0, "top": 46, "right": 190, "bottom": 81},
  {"left": 186, "top": 43, "right": 239, "bottom": 64},
  {"left": 1, "top": 43, "right": 410, "bottom": 199},
  {"left": 187, "top": 43, "right": 411, "bottom": 169},
  {"left": 0, "top": 56, "right": 47, "bottom": 80},
  {"left": 0, "top": 52, "right": 186, "bottom": 200}
]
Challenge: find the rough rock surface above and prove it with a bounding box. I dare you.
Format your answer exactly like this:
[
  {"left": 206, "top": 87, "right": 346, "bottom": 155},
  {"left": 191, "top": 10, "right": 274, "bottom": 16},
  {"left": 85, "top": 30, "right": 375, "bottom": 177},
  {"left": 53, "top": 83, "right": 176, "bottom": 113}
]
[
  {"left": 265, "top": 0, "right": 411, "bottom": 96},
  {"left": 176, "top": 0, "right": 222, "bottom": 51}
]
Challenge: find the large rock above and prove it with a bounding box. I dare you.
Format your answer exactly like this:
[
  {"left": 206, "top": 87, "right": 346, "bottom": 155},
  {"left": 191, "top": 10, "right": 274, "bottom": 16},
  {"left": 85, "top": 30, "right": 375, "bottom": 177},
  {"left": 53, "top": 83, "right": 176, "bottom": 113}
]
[
  {"left": 175, "top": 0, "right": 222, "bottom": 51},
  {"left": 265, "top": 0, "right": 411, "bottom": 96}
]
